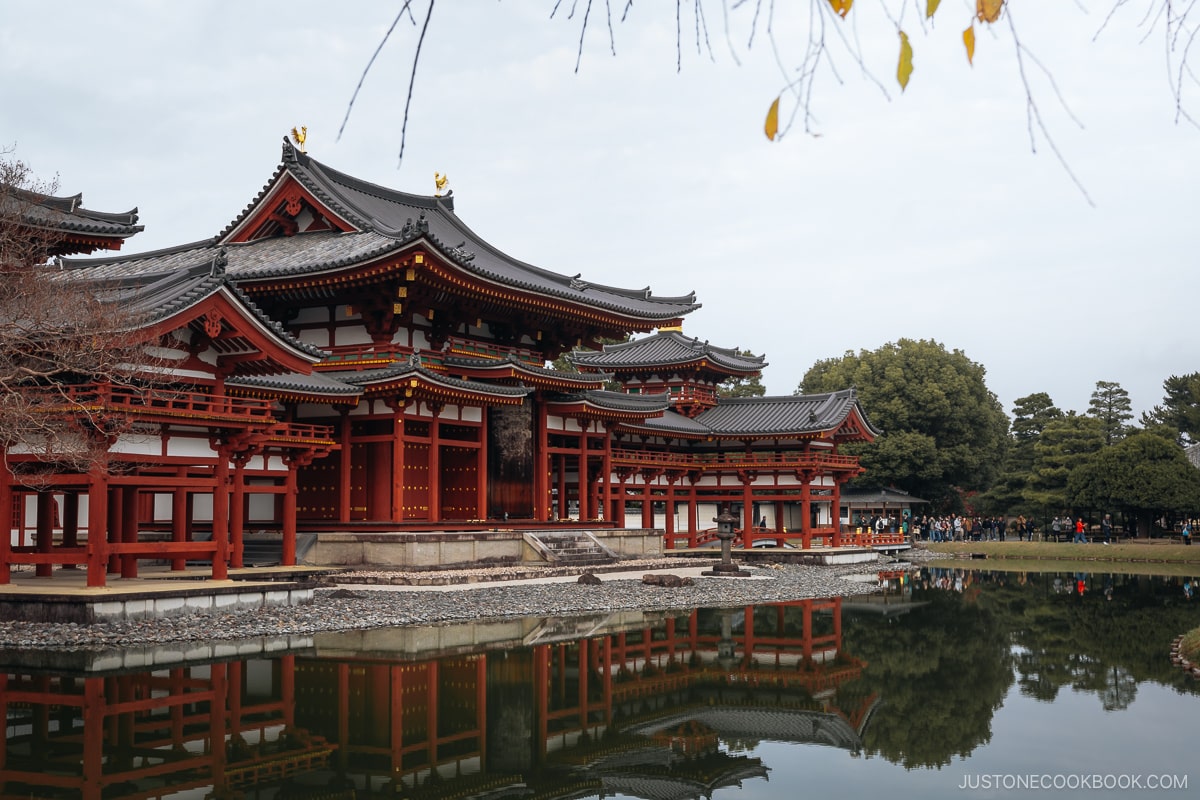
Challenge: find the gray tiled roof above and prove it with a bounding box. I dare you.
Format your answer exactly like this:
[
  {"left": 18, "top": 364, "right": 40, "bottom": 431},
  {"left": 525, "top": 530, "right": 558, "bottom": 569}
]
[
  {"left": 571, "top": 330, "right": 766, "bottom": 374},
  {"left": 693, "top": 389, "right": 878, "bottom": 437},
  {"left": 217, "top": 139, "right": 702, "bottom": 321},
  {"left": 443, "top": 354, "right": 611, "bottom": 385},
  {"left": 324, "top": 358, "right": 532, "bottom": 398},
  {"left": 546, "top": 389, "right": 672, "bottom": 414},
  {"left": 59, "top": 141, "right": 699, "bottom": 321},
  {"left": 620, "top": 388, "right": 878, "bottom": 439},
  {"left": 3, "top": 185, "right": 142, "bottom": 238},
  {"left": 228, "top": 370, "right": 362, "bottom": 398},
  {"left": 65, "top": 260, "right": 327, "bottom": 362}
]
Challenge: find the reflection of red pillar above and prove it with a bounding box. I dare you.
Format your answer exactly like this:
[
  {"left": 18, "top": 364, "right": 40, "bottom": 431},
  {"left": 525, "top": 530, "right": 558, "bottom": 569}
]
[
  {"left": 82, "top": 678, "right": 104, "bottom": 800},
  {"left": 209, "top": 663, "right": 228, "bottom": 790},
  {"left": 534, "top": 645, "right": 549, "bottom": 764},
  {"left": 476, "top": 656, "right": 488, "bottom": 759},
  {"left": 578, "top": 639, "right": 590, "bottom": 730},
  {"left": 427, "top": 660, "right": 440, "bottom": 766},
  {"left": 389, "top": 665, "right": 404, "bottom": 775}
]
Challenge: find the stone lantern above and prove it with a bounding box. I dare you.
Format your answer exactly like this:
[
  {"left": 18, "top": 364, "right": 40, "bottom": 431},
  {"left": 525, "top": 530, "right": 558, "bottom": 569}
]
[{"left": 703, "top": 504, "right": 750, "bottom": 577}]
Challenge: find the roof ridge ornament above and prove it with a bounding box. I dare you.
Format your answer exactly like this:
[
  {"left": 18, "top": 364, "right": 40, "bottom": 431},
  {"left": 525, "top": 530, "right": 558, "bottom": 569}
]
[
  {"left": 290, "top": 126, "right": 307, "bottom": 154},
  {"left": 449, "top": 240, "right": 475, "bottom": 263},
  {"left": 400, "top": 213, "right": 430, "bottom": 239},
  {"left": 434, "top": 172, "right": 449, "bottom": 197},
  {"left": 210, "top": 247, "right": 228, "bottom": 278}
]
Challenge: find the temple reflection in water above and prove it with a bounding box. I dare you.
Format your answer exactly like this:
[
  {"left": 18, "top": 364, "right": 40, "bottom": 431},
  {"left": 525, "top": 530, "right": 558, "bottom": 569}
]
[{"left": 0, "top": 598, "right": 877, "bottom": 799}]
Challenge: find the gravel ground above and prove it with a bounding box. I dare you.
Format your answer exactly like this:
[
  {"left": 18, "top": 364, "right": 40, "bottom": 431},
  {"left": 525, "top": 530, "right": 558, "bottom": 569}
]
[{"left": 0, "top": 556, "right": 906, "bottom": 652}]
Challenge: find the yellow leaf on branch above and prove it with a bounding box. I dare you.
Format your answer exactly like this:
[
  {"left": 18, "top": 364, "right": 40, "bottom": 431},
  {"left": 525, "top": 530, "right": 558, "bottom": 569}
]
[
  {"left": 764, "top": 96, "right": 780, "bottom": 141},
  {"left": 897, "top": 31, "right": 913, "bottom": 91},
  {"left": 963, "top": 24, "right": 976, "bottom": 65},
  {"left": 926, "top": 0, "right": 942, "bottom": 18},
  {"left": 828, "top": 0, "right": 853, "bottom": 19},
  {"left": 976, "top": 0, "right": 1003, "bottom": 24}
]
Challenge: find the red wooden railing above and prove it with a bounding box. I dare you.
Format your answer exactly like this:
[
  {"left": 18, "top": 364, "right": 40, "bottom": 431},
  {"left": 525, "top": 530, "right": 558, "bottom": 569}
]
[
  {"left": 35, "top": 383, "right": 274, "bottom": 423},
  {"left": 611, "top": 448, "right": 860, "bottom": 472}
]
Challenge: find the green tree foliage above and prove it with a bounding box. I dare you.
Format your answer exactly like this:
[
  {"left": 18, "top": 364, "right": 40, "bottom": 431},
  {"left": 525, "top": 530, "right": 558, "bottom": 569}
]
[
  {"left": 1087, "top": 380, "right": 1134, "bottom": 445},
  {"left": 717, "top": 350, "right": 766, "bottom": 398},
  {"left": 1068, "top": 431, "right": 1200, "bottom": 536},
  {"left": 977, "top": 393, "right": 1062, "bottom": 515},
  {"left": 840, "top": 592, "right": 1012, "bottom": 768},
  {"left": 797, "top": 339, "right": 1008, "bottom": 510},
  {"left": 1026, "top": 413, "right": 1105, "bottom": 513},
  {"left": 1141, "top": 373, "right": 1200, "bottom": 446}
]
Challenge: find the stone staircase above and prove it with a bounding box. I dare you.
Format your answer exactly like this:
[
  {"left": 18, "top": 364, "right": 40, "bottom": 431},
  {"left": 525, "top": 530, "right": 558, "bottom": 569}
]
[{"left": 523, "top": 530, "right": 618, "bottom": 567}]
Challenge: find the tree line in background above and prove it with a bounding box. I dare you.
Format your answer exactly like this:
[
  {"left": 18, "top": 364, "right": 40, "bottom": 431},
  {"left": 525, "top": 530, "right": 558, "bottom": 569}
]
[{"left": 798, "top": 338, "right": 1200, "bottom": 536}]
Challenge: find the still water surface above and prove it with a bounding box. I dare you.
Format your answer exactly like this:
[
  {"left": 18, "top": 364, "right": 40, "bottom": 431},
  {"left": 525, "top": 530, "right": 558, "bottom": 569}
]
[{"left": 3, "top": 567, "right": 1198, "bottom": 799}]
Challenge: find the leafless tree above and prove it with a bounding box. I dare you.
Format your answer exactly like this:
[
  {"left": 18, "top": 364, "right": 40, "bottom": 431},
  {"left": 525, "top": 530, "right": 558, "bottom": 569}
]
[
  {"left": 0, "top": 152, "right": 155, "bottom": 481},
  {"left": 342, "top": 1, "right": 1197, "bottom": 201}
]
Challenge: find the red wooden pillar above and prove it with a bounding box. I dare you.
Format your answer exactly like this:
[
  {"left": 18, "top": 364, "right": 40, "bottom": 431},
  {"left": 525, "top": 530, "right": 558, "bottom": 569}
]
[
  {"left": 282, "top": 457, "right": 298, "bottom": 566},
  {"left": 35, "top": 490, "right": 54, "bottom": 577},
  {"left": 664, "top": 478, "right": 675, "bottom": 549},
  {"left": 687, "top": 488, "right": 698, "bottom": 548},
  {"left": 535, "top": 398, "right": 550, "bottom": 521},
  {"left": 62, "top": 491, "right": 79, "bottom": 569},
  {"left": 557, "top": 455, "right": 568, "bottom": 520},
  {"left": 388, "top": 404, "right": 406, "bottom": 522},
  {"left": 86, "top": 466, "right": 109, "bottom": 587},
  {"left": 120, "top": 485, "right": 139, "bottom": 579},
  {"left": 613, "top": 473, "right": 626, "bottom": 527},
  {"left": 577, "top": 428, "right": 590, "bottom": 521},
  {"left": 106, "top": 485, "right": 122, "bottom": 574},
  {"left": 229, "top": 456, "right": 247, "bottom": 570},
  {"left": 0, "top": 455, "right": 11, "bottom": 584},
  {"left": 171, "top": 470, "right": 188, "bottom": 571},
  {"left": 800, "top": 480, "right": 813, "bottom": 548},
  {"left": 741, "top": 476, "right": 754, "bottom": 547},
  {"left": 601, "top": 426, "right": 612, "bottom": 522},
  {"left": 211, "top": 456, "right": 230, "bottom": 580},
  {"left": 340, "top": 410, "right": 353, "bottom": 524},
  {"left": 428, "top": 404, "right": 441, "bottom": 523},
  {"left": 832, "top": 475, "right": 845, "bottom": 544},
  {"left": 476, "top": 408, "right": 488, "bottom": 519},
  {"left": 641, "top": 481, "right": 652, "bottom": 529}
]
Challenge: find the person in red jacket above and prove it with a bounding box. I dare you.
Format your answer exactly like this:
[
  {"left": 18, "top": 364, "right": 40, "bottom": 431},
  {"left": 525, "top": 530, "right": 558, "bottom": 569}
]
[{"left": 1073, "top": 517, "right": 1087, "bottom": 544}]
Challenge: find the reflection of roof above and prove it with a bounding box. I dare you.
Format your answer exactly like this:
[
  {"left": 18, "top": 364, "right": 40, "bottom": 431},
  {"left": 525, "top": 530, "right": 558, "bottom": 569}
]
[
  {"left": 570, "top": 331, "right": 764, "bottom": 375},
  {"left": 623, "top": 707, "right": 864, "bottom": 752}
]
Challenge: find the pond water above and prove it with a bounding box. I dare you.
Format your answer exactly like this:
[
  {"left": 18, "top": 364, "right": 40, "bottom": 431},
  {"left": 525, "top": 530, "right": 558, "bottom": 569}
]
[{"left": 2, "top": 567, "right": 1199, "bottom": 799}]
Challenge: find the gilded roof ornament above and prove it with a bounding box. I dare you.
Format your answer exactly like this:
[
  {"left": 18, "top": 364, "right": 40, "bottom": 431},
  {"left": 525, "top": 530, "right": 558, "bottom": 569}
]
[
  {"left": 434, "top": 172, "right": 449, "bottom": 197},
  {"left": 290, "top": 126, "right": 307, "bottom": 153}
]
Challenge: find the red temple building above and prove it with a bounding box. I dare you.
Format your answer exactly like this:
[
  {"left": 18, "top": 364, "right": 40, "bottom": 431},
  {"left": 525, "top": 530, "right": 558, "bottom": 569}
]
[{"left": 2, "top": 139, "right": 882, "bottom": 588}]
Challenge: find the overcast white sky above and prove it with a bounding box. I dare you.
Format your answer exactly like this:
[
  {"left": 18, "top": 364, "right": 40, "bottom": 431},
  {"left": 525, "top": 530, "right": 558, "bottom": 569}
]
[{"left": 3, "top": 1, "right": 1195, "bottom": 420}]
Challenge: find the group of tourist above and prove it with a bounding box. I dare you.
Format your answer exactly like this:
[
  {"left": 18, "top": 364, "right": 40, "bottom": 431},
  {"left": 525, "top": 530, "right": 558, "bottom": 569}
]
[{"left": 908, "top": 515, "right": 1024, "bottom": 542}]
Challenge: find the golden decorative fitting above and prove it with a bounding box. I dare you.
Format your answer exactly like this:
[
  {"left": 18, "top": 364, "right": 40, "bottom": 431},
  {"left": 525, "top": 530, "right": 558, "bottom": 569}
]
[
  {"left": 434, "top": 172, "right": 449, "bottom": 196},
  {"left": 290, "top": 126, "right": 307, "bottom": 153}
]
